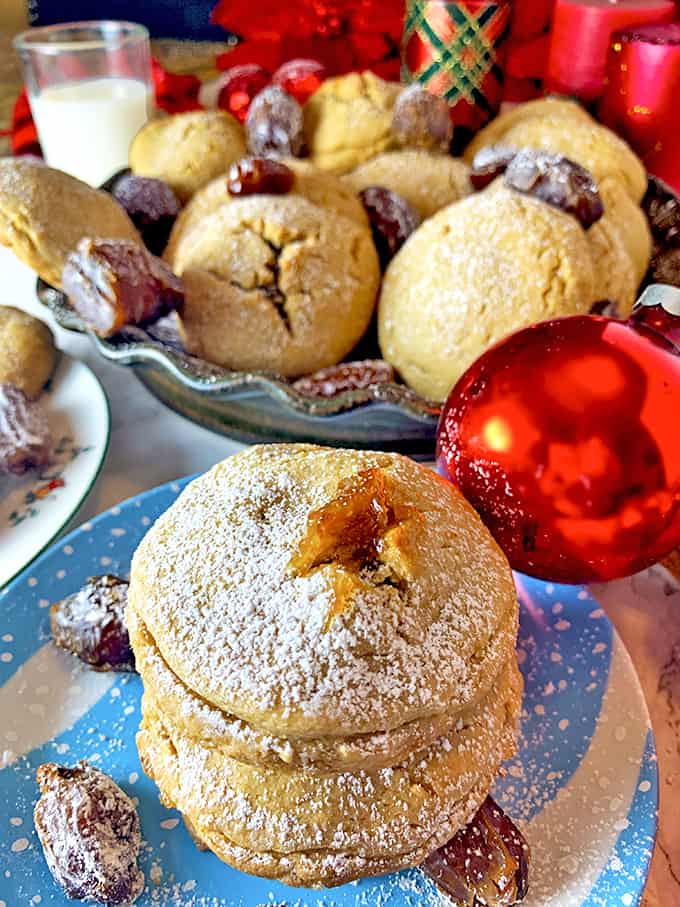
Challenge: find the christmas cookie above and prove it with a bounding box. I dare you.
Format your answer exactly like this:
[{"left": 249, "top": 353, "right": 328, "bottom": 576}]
[
  {"left": 378, "top": 183, "right": 596, "bottom": 401},
  {"left": 303, "top": 71, "right": 402, "bottom": 173},
  {"left": 463, "top": 96, "right": 594, "bottom": 163},
  {"left": 129, "top": 110, "right": 246, "bottom": 202},
  {"left": 0, "top": 158, "right": 141, "bottom": 289},
  {"left": 164, "top": 158, "right": 368, "bottom": 263},
  {"left": 493, "top": 115, "right": 647, "bottom": 203},
  {"left": 167, "top": 194, "right": 379, "bottom": 376},
  {"left": 129, "top": 445, "right": 522, "bottom": 886},
  {"left": 0, "top": 306, "right": 57, "bottom": 399},
  {"left": 344, "top": 150, "right": 472, "bottom": 220}
]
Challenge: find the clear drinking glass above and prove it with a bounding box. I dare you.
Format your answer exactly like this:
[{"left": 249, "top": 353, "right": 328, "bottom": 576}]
[{"left": 13, "top": 20, "right": 153, "bottom": 186}]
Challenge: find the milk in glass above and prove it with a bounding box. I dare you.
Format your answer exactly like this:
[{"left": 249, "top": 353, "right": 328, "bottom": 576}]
[{"left": 30, "top": 77, "right": 151, "bottom": 186}]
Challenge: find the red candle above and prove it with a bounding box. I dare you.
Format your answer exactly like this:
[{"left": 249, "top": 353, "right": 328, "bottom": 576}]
[
  {"left": 644, "top": 125, "right": 680, "bottom": 194},
  {"left": 600, "top": 22, "right": 680, "bottom": 157},
  {"left": 546, "top": 0, "right": 676, "bottom": 102}
]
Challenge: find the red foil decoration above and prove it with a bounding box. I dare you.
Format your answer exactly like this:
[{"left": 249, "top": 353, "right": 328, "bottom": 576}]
[
  {"left": 546, "top": 0, "right": 676, "bottom": 103},
  {"left": 437, "top": 290, "right": 680, "bottom": 584},
  {"left": 401, "top": 0, "right": 512, "bottom": 131},
  {"left": 503, "top": 0, "right": 554, "bottom": 102},
  {"left": 213, "top": 0, "right": 404, "bottom": 79},
  {"left": 600, "top": 22, "right": 680, "bottom": 194}
]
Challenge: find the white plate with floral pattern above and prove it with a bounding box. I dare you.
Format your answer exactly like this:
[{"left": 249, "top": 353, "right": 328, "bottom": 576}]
[{"left": 0, "top": 353, "right": 110, "bottom": 589}]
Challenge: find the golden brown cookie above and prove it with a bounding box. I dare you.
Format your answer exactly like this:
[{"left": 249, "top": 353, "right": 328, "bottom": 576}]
[
  {"left": 599, "top": 177, "right": 652, "bottom": 287},
  {"left": 164, "top": 158, "right": 368, "bottom": 262},
  {"left": 0, "top": 158, "right": 141, "bottom": 289},
  {"left": 129, "top": 445, "right": 518, "bottom": 737},
  {"left": 303, "top": 71, "right": 402, "bottom": 173},
  {"left": 128, "top": 444, "right": 522, "bottom": 888},
  {"left": 127, "top": 596, "right": 518, "bottom": 771},
  {"left": 378, "top": 183, "right": 596, "bottom": 401},
  {"left": 166, "top": 194, "right": 379, "bottom": 376},
  {"left": 129, "top": 110, "right": 246, "bottom": 202},
  {"left": 0, "top": 306, "right": 57, "bottom": 398},
  {"left": 137, "top": 662, "right": 520, "bottom": 887},
  {"left": 343, "top": 150, "right": 472, "bottom": 220},
  {"left": 463, "top": 96, "right": 594, "bottom": 163}
]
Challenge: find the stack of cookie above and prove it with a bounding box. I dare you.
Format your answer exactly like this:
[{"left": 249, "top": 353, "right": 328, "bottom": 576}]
[{"left": 127, "top": 444, "right": 522, "bottom": 887}]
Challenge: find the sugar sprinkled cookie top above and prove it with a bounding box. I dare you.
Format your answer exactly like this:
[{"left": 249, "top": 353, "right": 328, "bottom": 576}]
[{"left": 129, "top": 444, "right": 516, "bottom": 738}]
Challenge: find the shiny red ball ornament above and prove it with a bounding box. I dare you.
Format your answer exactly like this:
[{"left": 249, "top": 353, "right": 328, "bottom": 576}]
[
  {"left": 437, "top": 285, "right": 680, "bottom": 583},
  {"left": 271, "top": 58, "right": 327, "bottom": 104},
  {"left": 217, "top": 64, "right": 270, "bottom": 123}
]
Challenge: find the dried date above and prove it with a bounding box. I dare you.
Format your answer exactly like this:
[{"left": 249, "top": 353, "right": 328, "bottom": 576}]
[
  {"left": 34, "top": 761, "right": 144, "bottom": 905},
  {"left": 504, "top": 149, "right": 603, "bottom": 229},
  {"left": 359, "top": 186, "right": 421, "bottom": 268},
  {"left": 423, "top": 796, "right": 530, "bottom": 906},
  {"left": 392, "top": 84, "right": 453, "bottom": 153},
  {"left": 0, "top": 383, "right": 51, "bottom": 476},
  {"left": 245, "top": 85, "right": 305, "bottom": 158},
  {"left": 293, "top": 360, "right": 395, "bottom": 398},
  {"left": 62, "top": 238, "right": 184, "bottom": 338},
  {"left": 112, "top": 173, "right": 181, "bottom": 256},
  {"left": 470, "top": 145, "right": 519, "bottom": 190},
  {"left": 50, "top": 574, "right": 135, "bottom": 672},
  {"left": 227, "top": 156, "right": 295, "bottom": 196}
]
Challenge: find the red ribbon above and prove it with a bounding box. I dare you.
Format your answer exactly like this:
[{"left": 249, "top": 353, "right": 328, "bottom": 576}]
[{"left": 213, "top": 0, "right": 404, "bottom": 78}]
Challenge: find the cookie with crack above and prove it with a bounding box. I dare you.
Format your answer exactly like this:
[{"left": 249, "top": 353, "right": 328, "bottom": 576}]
[
  {"left": 303, "top": 71, "right": 402, "bottom": 173},
  {"left": 166, "top": 195, "right": 379, "bottom": 376},
  {"left": 0, "top": 158, "right": 141, "bottom": 289},
  {"left": 129, "top": 110, "right": 246, "bottom": 202},
  {"left": 378, "top": 183, "right": 596, "bottom": 401},
  {"left": 129, "top": 446, "right": 519, "bottom": 737},
  {"left": 164, "top": 158, "right": 368, "bottom": 263},
  {"left": 343, "top": 150, "right": 472, "bottom": 220}
]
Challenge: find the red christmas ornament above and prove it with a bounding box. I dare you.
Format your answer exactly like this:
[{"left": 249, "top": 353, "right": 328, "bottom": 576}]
[
  {"left": 216, "top": 64, "right": 271, "bottom": 123},
  {"left": 272, "top": 59, "right": 327, "bottom": 103},
  {"left": 437, "top": 285, "right": 680, "bottom": 583}
]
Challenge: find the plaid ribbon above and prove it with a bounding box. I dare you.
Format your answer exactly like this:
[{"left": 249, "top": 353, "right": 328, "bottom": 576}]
[{"left": 401, "top": 0, "right": 511, "bottom": 130}]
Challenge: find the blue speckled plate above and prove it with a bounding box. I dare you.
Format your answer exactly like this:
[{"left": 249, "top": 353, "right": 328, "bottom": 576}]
[{"left": 0, "top": 476, "right": 657, "bottom": 907}]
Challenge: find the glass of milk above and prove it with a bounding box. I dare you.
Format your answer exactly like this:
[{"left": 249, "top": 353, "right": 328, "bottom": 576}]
[{"left": 14, "top": 21, "right": 153, "bottom": 186}]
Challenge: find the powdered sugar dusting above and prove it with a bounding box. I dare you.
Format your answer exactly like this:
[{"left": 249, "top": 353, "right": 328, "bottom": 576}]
[{"left": 129, "top": 446, "right": 515, "bottom": 737}]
